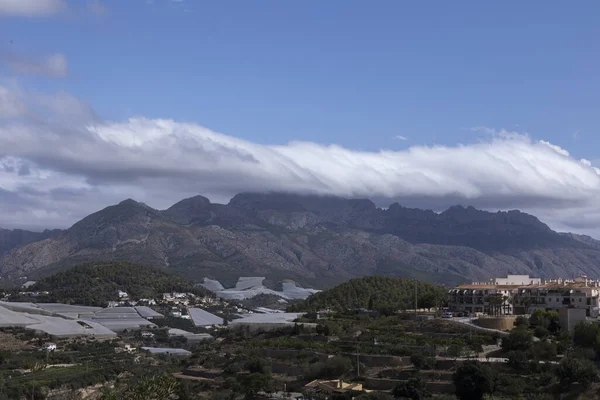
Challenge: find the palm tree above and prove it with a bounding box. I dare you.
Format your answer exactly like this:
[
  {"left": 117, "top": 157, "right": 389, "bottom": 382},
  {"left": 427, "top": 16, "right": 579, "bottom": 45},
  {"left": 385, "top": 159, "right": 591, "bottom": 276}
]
[{"left": 127, "top": 374, "right": 179, "bottom": 400}]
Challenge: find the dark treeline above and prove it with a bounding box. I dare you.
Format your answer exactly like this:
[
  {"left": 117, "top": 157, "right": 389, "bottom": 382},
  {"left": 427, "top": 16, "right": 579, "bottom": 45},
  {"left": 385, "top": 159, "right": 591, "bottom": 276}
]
[
  {"left": 289, "top": 276, "right": 447, "bottom": 313},
  {"left": 29, "top": 261, "right": 211, "bottom": 306}
]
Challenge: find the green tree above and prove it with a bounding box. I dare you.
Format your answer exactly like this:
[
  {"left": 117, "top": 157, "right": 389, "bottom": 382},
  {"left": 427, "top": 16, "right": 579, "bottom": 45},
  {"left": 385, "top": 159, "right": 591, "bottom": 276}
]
[
  {"left": 452, "top": 361, "right": 498, "bottom": 400},
  {"left": 507, "top": 350, "right": 529, "bottom": 371},
  {"left": 125, "top": 374, "right": 179, "bottom": 400},
  {"left": 573, "top": 321, "right": 600, "bottom": 349},
  {"left": 240, "top": 373, "right": 274, "bottom": 399},
  {"left": 393, "top": 377, "right": 431, "bottom": 400},
  {"left": 245, "top": 358, "right": 271, "bottom": 375},
  {"left": 501, "top": 327, "right": 533, "bottom": 352},
  {"left": 557, "top": 357, "right": 599, "bottom": 389},
  {"left": 410, "top": 354, "right": 435, "bottom": 371},
  {"left": 514, "top": 315, "right": 529, "bottom": 328},
  {"left": 531, "top": 341, "right": 557, "bottom": 361},
  {"left": 447, "top": 343, "right": 464, "bottom": 360}
]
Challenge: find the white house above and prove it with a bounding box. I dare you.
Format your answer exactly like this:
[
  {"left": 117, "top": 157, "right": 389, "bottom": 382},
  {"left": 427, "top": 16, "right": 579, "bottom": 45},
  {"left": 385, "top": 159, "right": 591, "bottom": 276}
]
[
  {"left": 141, "top": 332, "right": 155, "bottom": 338},
  {"left": 42, "top": 343, "right": 57, "bottom": 351},
  {"left": 118, "top": 290, "right": 129, "bottom": 299}
]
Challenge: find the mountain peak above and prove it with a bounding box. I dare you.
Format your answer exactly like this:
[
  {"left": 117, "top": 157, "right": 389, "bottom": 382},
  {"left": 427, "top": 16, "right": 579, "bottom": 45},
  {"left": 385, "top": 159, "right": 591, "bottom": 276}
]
[
  {"left": 167, "top": 195, "right": 211, "bottom": 210},
  {"left": 163, "top": 195, "right": 213, "bottom": 225},
  {"left": 118, "top": 198, "right": 138, "bottom": 206}
]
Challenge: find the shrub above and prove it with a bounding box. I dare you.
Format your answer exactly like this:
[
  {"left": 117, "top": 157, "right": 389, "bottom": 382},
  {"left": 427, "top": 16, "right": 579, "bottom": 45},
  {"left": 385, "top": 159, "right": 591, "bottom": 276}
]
[
  {"left": 393, "top": 377, "right": 431, "bottom": 400},
  {"left": 501, "top": 327, "right": 533, "bottom": 352},
  {"left": 557, "top": 357, "right": 599, "bottom": 389},
  {"left": 452, "top": 361, "right": 498, "bottom": 400}
]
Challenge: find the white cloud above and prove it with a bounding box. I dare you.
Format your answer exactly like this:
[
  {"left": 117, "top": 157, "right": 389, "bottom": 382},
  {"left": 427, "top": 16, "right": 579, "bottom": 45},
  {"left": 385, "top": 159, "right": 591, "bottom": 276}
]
[
  {"left": 1, "top": 85, "right": 600, "bottom": 235},
  {"left": 5, "top": 52, "right": 68, "bottom": 78},
  {"left": 539, "top": 140, "right": 570, "bottom": 157},
  {"left": 0, "top": 84, "right": 95, "bottom": 121},
  {"left": 395, "top": 135, "right": 408, "bottom": 140},
  {"left": 0, "top": 0, "right": 66, "bottom": 17},
  {"left": 0, "top": 86, "right": 27, "bottom": 118}
]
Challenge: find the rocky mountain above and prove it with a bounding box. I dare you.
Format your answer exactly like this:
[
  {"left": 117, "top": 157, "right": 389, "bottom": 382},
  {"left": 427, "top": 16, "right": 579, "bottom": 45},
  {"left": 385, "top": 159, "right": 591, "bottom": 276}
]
[
  {"left": 1, "top": 192, "right": 600, "bottom": 288},
  {"left": 0, "top": 228, "right": 62, "bottom": 257}
]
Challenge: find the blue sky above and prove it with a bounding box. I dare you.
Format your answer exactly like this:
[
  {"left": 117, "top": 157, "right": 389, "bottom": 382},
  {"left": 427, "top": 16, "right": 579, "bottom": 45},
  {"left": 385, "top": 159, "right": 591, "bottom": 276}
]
[
  {"left": 1, "top": 0, "right": 600, "bottom": 235},
  {"left": 2, "top": 0, "right": 599, "bottom": 153}
]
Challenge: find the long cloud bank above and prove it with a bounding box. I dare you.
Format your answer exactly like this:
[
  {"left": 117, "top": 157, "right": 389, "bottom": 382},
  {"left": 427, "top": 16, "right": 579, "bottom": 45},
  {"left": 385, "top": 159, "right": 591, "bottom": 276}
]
[{"left": 0, "top": 83, "right": 600, "bottom": 235}]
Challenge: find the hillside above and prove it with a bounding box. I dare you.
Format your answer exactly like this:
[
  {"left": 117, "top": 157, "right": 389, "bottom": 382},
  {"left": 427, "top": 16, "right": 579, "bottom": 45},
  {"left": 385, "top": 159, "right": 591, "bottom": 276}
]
[
  {"left": 29, "top": 261, "right": 210, "bottom": 306},
  {"left": 288, "top": 276, "right": 447, "bottom": 312},
  {"left": 0, "top": 228, "right": 62, "bottom": 257},
  {"left": 2, "top": 193, "right": 600, "bottom": 288}
]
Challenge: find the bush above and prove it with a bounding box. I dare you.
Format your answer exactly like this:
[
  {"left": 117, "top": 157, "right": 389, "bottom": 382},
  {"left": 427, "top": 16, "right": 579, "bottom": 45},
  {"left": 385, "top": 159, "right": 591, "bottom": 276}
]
[
  {"left": 393, "top": 377, "right": 431, "bottom": 400},
  {"left": 410, "top": 354, "right": 435, "bottom": 370},
  {"left": 533, "top": 326, "right": 550, "bottom": 339},
  {"left": 514, "top": 316, "right": 529, "bottom": 328},
  {"left": 506, "top": 350, "right": 529, "bottom": 371},
  {"left": 447, "top": 344, "right": 464, "bottom": 360},
  {"left": 557, "top": 357, "right": 599, "bottom": 389},
  {"left": 453, "top": 361, "right": 498, "bottom": 400},
  {"left": 573, "top": 321, "right": 600, "bottom": 349},
  {"left": 501, "top": 327, "right": 533, "bottom": 352},
  {"left": 496, "top": 375, "right": 526, "bottom": 396},
  {"left": 530, "top": 341, "right": 557, "bottom": 361}
]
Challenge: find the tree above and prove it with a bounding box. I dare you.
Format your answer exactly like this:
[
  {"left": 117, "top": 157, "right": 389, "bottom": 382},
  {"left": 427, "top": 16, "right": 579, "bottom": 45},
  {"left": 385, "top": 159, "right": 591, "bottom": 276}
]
[
  {"left": 452, "top": 361, "right": 498, "bottom": 400},
  {"left": 125, "top": 374, "right": 179, "bottom": 400},
  {"left": 531, "top": 341, "right": 557, "bottom": 361},
  {"left": 487, "top": 294, "right": 504, "bottom": 316},
  {"left": 240, "top": 373, "right": 275, "bottom": 399},
  {"left": 393, "top": 377, "right": 431, "bottom": 400},
  {"left": 514, "top": 316, "right": 529, "bottom": 328},
  {"left": 529, "top": 310, "right": 559, "bottom": 331},
  {"left": 447, "top": 344, "right": 464, "bottom": 360},
  {"left": 501, "top": 327, "right": 533, "bottom": 352},
  {"left": 573, "top": 321, "right": 600, "bottom": 349},
  {"left": 245, "top": 358, "right": 271, "bottom": 375},
  {"left": 557, "top": 357, "right": 599, "bottom": 389},
  {"left": 410, "top": 354, "right": 434, "bottom": 371},
  {"left": 507, "top": 351, "right": 529, "bottom": 371}
]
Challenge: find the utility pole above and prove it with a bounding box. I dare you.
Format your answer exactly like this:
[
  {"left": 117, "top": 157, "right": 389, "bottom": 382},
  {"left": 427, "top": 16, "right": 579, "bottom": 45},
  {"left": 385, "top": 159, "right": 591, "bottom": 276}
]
[
  {"left": 356, "top": 343, "right": 360, "bottom": 377},
  {"left": 414, "top": 278, "right": 418, "bottom": 320}
]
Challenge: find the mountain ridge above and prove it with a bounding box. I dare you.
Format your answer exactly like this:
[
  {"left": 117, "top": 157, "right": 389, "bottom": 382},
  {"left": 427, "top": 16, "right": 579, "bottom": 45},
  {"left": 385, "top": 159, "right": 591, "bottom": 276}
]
[
  {"left": 0, "top": 228, "right": 63, "bottom": 257},
  {"left": 1, "top": 192, "right": 599, "bottom": 288}
]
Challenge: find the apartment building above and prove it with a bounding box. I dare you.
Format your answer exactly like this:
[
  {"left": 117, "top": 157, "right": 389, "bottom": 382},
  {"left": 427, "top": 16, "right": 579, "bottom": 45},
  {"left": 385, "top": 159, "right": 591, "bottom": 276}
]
[{"left": 448, "top": 275, "right": 600, "bottom": 317}]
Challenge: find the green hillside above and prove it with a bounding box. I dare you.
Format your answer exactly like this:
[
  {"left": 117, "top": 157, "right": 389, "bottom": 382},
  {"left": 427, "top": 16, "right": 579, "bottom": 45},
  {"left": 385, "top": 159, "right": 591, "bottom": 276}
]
[
  {"left": 288, "top": 276, "right": 447, "bottom": 312},
  {"left": 30, "top": 261, "right": 211, "bottom": 306}
]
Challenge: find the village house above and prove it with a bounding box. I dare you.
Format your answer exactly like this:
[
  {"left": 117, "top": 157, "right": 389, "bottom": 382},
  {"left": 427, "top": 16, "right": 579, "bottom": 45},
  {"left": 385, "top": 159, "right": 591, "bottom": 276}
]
[{"left": 42, "top": 342, "right": 57, "bottom": 351}]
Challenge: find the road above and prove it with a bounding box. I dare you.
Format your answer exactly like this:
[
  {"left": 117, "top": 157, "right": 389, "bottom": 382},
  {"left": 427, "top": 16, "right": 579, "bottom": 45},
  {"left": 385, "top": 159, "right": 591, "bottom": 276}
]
[{"left": 452, "top": 317, "right": 509, "bottom": 336}]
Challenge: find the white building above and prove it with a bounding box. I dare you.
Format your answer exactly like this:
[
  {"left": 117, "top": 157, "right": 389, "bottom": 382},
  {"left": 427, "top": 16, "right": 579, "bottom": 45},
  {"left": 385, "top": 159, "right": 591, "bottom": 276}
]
[
  {"left": 42, "top": 342, "right": 57, "bottom": 351},
  {"left": 494, "top": 275, "right": 541, "bottom": 286},
  {"left": 449, "top": 275, "right": 600, "bottom": 318},
  {"left": 118, "top": 290, "right": 129, "bottom": 299}
]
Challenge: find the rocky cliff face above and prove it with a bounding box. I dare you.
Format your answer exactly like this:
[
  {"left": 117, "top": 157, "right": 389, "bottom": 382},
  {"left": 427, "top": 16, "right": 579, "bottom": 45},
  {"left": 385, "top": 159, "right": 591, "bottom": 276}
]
[{"left": 1, "top": 192, "right": 598, "bottom": 288}]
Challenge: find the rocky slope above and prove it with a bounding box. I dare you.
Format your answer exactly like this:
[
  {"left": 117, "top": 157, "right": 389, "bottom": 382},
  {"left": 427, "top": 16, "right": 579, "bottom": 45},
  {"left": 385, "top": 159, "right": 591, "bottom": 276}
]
[
  {"left": 0, "top": 228, "right": 62, "bottom": 257},
  {"left": 1, "top": 193, "right": 599, "bottom": 288}
]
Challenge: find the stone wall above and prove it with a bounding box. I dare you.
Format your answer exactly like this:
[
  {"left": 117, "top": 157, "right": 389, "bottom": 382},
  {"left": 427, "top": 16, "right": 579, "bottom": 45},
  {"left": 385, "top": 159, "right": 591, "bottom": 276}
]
[{"left": 475, "top": 316, "right": 516, "bottom": 331}]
